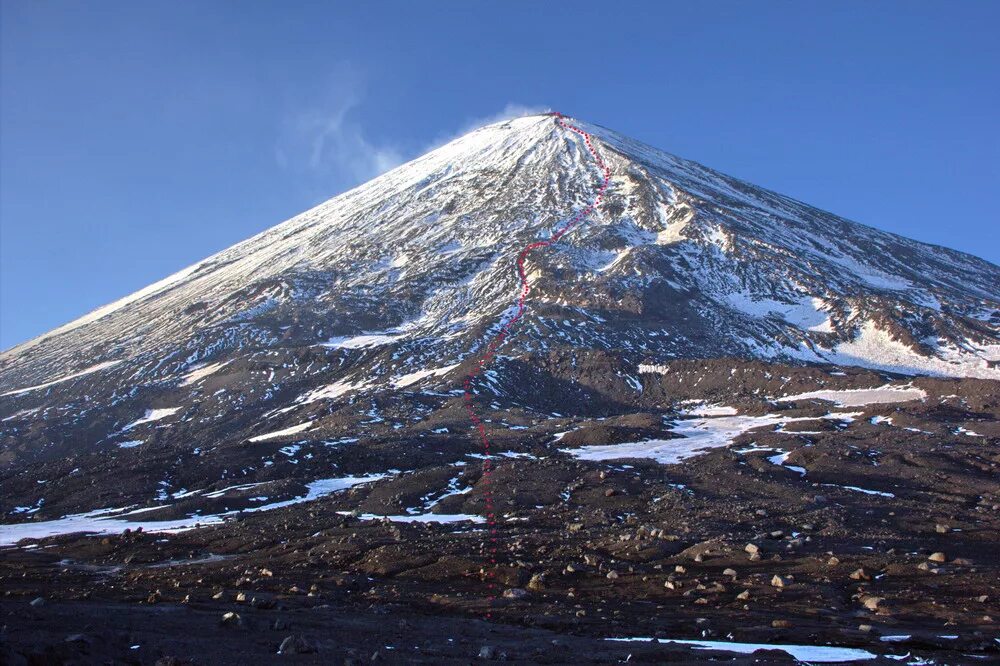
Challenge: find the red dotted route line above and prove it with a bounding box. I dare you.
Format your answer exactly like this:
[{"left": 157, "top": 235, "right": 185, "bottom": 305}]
[{"left": 461, "top": 113, "right": 611, "bottom": 618}]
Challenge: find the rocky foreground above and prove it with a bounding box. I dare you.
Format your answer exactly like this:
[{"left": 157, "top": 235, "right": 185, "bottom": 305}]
[{"left": 2, "top": 360, "right": 998, "bottom": 664}]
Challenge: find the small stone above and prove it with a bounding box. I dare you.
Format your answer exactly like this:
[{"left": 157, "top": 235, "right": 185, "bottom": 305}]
[
  {"left": 744, "top": 543, "right": 760, "bottom": 555},
  {"left": 29, "top": 597, "right": 45, "bottom": 608},
  {"left": 935, "top": 524, "right": 950, "bottom": 533},
  {"left": 722, "top": 568, "right": 737, "bottom": 577},
  {"left": 736, "top": 590, "right": 750, "bottom": 600},
  {"left": 771, "top": 619, "right": 792, "bottom": 628},
  {"left": 502, "top": 587, "right": 528, "bottom": 599},
  {"left": 771, "top": 575, "right": 790, "bottom": 588},
  {"left": 604, "top": 488, "right": 617, "bottom": 497},
  {"left": 154, "top": 658, "right": 184, "bottom": 666},
  {"left": 693, "top": 597, "right": 708, "bottom": 604},
  {"left": 861, "top": 595, "right": 884, "bottom": 611},
  {"left": 251, "top": 593, "right": 276, "bottom": 609},
  {"left": 278, "top": 634, "right": 317, "bottom": 655},
  {"left": 235, "top": 591, "right": 248, "bottom": 602},
  {"left": 664, "top": 581, "right": 676, "bottom": 590},
  {"left": 527, "top": 573, "right": 545, "bottom": 591},
  {"left": 674, "top": 565, "right": 686, "bottom": 573},
  {"left": 928, "top": 552, "right": 947, "bottom": 563},
  {"left": 858, "top": 624, "right": 873, "bottom": 632},
  {"left": 827, "top": 556, "right": 840, "bottom": 566},
  {"left": 606, "top": 570, "right": 619, "bottom": 580},
  {"left": 849, "top": 568, "right": 870, "bottom": 581},
  {"left": 748, "top": 551, "right": 761, "bottom": 561},
  {"left": 977, "top": 595, "right": 989, "bottom": 603},
  {"left": 220, "top": 611, "right": 242, "bottom": 628},
  {"left": 478, "top": 645, "right": 497, "bottom": 659},
  {"left": 260, "top": 568, "right": 274, "bottom": 577}
]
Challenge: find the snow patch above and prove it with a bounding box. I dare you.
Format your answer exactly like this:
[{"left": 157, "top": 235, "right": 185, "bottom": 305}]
[
  {"left": 807, "top": 321, "right": 1000, "bottom": 379},
  {"left": 300, "top": 379, "right": 371, "bottom": 403},
  {"left": 606, "top": 637, "right": 877, "bottom": 662},
  {"left": 0, "top": 475, "right": 387, "bottom": 546},
  {"left": 124, "top": 407, "right": 181, "bottom": 430},
  {"left": 565, "top": 405, "right": 846, "bottom": 465},
  {"left": 1, "top": 361, "right": 122, "bottom": 397},
  {"left": 179, "top": 361, "right": 230, "bottom": 387},
  {"left": 723, "top": 293, "right": 832, "bottom": 332},
  {"left": 350, "top": 513, "right": 484, "bottom": 524},
  {"left": 247, "top": 421, "right": 314, "bottom": 442},
  {"left": 321, "top": 332, "right": 405, "bottom": 349},
  {"left": 776, "top": 385, "right": 926, "bottom": 407},
  {"left": 391, "top": 363, "right": 460, "bottom": 389}
]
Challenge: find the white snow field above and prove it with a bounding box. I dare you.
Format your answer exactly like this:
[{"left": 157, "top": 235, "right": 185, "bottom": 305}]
[
  {"left": 775, "top": 384, "right": 927, "bottom": 407},
  {"left": 565, "top": 403, "right": 853, "bottom": 465},
  {"left": 0, "top": 474, "right": 387, "bottom": 547},
  {"left": 606, "top": 636, "right": 880, "bottom": 662}
]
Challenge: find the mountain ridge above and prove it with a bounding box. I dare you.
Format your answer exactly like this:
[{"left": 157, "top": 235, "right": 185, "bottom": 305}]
[
  {"left": 1, "top": 114, "right": 998, "bottom": 482},
  {"left": 2, "top": 114, "right": 997, "bottom": 388}
]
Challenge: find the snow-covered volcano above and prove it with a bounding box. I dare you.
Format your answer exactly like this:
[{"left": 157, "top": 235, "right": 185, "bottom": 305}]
[{"left": 1, "top": 114, "right": 998, "bottom": 471}]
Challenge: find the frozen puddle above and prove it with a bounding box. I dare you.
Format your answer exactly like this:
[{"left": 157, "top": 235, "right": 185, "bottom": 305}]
[
  {"left": 0, "top": 474, "right": 387, "bottom": 547},
  {"left": 776, "top": 384, "right": 926, "bottom": 407},
  {"left": 607, "top": 637, "right": 879, "bottom": 662},
  {"left": 565, "top": 408, "right": 841, "bottom": 465}
]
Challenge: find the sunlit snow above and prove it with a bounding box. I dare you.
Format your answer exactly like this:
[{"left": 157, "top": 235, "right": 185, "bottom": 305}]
[{"left": 776, "top": 384, "right": 926, "bottom": 407}]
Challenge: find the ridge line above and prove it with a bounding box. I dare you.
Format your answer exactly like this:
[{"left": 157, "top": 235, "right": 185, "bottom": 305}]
[{"left": 461, "top": 112, "right": 611, "bottom": 618}]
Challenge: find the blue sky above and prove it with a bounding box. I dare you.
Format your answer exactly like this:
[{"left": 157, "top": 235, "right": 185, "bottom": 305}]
[{"left": 2, "top": 1, "right": 998, "bottom": 349}]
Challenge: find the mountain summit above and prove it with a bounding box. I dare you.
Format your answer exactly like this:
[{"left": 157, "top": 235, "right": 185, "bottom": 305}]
[
  {"left": 3, "top": 115, "right": 997, "bottom": 386},
  {"left": 4, "top": 116, "right": 1000, "bottom": 658},
  {"left": 1, "top": 113, "right": 998, "bottom": 503}
]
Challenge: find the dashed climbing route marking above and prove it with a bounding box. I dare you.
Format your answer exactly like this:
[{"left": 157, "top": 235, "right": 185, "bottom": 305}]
[{"left": 462, "top": 112, "right": 611, "bottom": 618}]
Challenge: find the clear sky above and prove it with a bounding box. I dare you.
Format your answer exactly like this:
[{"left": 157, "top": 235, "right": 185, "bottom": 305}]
[{"left": 2, "top": 1, "right": 997, "bottom": 349}]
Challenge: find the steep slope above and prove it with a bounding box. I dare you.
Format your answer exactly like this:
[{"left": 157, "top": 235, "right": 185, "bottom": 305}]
[
  {"left": 0, "top": 113, "right": 997, "bottom": 494},
  {"left": 4, "top": 112, "right": 1000, "bottom": 665}
]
